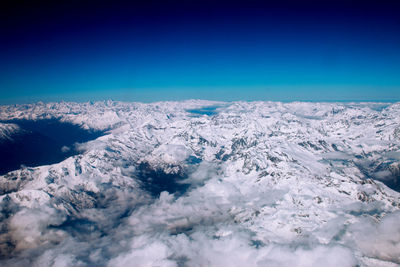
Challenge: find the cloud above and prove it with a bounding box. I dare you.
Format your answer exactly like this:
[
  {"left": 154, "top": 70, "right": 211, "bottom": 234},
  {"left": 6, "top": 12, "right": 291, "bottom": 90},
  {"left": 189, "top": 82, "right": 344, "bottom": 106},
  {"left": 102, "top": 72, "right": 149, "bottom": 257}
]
[
  {"left": 61, "top": 146, "right": 70, "bottom": 153},
  {"left": 107, "top": 237, "right": 177, "bottom": 267},
  {"left": 2, "top": 160, "right": 399, "bottom": 266},
  {"left": 106, "top": 226, "right": 357, "bottom": 267},
  {"left": 348, "top": 211, "right": 400, "bottom": 264},
  {"left": 9, "top": 205, "right": 66, "bottom": 251}
]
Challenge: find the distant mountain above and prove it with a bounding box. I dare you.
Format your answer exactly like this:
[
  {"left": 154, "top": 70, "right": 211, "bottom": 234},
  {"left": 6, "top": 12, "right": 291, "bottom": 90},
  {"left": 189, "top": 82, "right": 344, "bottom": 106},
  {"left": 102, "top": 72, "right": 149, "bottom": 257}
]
[{"left": 0, "top": 101, "right": 399, "bottom": 266}]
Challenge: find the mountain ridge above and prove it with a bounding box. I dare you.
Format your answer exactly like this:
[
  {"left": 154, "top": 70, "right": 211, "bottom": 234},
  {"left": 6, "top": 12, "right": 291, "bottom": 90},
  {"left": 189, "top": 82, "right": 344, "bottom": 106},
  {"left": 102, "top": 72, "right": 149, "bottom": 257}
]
[{"left": 0, "top": 101, "right": 399, "bottom": 266}]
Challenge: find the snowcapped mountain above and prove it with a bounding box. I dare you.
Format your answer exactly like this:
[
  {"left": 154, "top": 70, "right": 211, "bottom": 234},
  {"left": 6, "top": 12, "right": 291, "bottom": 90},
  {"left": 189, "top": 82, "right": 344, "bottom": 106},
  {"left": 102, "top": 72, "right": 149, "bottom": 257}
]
[
  {"left": 0, "top": 100, "right": 399, "bottom": 266},
  {"left": 0, "top": 123, "right": 21, "bottom": 142}
]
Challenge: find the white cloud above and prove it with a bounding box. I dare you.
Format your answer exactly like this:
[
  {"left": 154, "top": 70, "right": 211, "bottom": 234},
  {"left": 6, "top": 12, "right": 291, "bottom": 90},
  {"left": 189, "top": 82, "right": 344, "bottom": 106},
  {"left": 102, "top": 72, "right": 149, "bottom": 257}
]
[
  {"left": 9, "top": 205, "right": 66, "bottom": 252},
  {"left": 348, "top": 211, "right": 400, "bottom": 264}
]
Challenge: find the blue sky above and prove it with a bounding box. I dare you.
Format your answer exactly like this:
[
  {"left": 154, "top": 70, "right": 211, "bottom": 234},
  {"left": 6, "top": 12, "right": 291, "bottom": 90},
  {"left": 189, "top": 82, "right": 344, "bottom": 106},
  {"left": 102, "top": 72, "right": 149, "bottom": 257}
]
[{"left": 1, "top": 0, "right": 399, "bottom": 104}]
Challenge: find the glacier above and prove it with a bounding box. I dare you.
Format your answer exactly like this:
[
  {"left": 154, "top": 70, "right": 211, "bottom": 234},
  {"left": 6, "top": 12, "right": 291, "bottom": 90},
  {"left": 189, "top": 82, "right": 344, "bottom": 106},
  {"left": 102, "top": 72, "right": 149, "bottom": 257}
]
[{"left": 0, "top": 100, "right": 399, "bottom": 266}]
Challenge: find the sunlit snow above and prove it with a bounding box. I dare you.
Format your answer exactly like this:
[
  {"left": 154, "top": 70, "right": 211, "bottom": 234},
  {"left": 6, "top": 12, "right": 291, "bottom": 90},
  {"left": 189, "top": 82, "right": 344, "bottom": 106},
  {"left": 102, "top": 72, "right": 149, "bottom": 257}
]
[{"left": 0, "top": 100, "right": 399, "bottom": 266}]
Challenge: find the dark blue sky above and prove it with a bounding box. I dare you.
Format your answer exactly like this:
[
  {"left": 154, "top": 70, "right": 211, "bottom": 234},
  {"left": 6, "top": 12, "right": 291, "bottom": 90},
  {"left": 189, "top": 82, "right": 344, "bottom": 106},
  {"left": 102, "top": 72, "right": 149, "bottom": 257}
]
[{"left": 1, "top": 0, "right": 399, "bottom": 103}]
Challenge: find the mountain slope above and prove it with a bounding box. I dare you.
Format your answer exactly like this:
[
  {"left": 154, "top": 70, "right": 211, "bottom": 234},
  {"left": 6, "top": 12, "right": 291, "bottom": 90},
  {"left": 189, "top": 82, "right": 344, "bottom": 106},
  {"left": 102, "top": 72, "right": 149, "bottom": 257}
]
[{"left": 0, "top": 101, "right": 399, "bottom": 266}]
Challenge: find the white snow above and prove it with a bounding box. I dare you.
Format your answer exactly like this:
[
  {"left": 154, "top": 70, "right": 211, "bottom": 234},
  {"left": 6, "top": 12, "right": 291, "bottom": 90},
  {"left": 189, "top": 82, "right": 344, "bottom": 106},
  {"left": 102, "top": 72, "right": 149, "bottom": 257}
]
[{"left": 0, "top": 100, "right": 399, "bottom": 266}]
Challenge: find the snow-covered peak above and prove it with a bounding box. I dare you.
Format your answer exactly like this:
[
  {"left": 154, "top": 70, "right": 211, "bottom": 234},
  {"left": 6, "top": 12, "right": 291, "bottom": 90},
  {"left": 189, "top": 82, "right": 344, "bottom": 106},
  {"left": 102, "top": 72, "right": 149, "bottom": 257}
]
[
  {"left": 0, "top": 122, "right": 21, "bottom": 141},
  {"left": 0, "top": 100, "right": 399, "bottom": 266}
]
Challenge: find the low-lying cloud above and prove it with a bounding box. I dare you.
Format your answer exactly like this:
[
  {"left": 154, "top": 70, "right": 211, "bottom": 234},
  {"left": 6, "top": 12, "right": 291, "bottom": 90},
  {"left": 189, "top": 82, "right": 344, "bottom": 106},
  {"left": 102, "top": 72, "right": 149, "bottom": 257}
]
[{"left": 1, "top": 161, "right": 400, "bottom": 267}]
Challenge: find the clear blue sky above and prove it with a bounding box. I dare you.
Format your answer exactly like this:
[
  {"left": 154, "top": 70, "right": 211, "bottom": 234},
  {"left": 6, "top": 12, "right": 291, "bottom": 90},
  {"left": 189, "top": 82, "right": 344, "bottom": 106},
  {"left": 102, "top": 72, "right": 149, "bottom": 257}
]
[{"left": 1, "top": 0, "right": 399, "bottom": 104}]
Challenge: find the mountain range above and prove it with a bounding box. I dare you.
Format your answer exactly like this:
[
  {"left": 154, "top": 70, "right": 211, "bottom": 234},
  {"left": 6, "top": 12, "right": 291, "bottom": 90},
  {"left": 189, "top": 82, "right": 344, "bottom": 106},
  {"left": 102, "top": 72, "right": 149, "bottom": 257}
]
[{"left": 0, "top": 100, "right": 399, "bottom": 266}]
